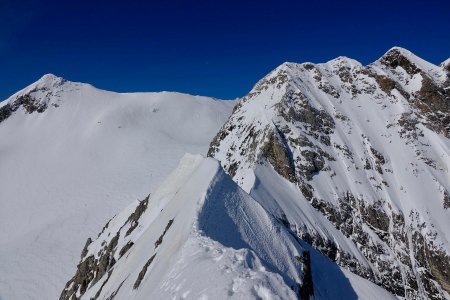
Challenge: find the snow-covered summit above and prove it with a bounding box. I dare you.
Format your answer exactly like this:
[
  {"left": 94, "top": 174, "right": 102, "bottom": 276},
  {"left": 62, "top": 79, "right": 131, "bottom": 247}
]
[
  {"left": 375, "top": 46, "right": 447, "bottom": 83},
  {"left": 384, "top": 45, "right": 416, "bottom": 56},
  {"left": 0, "top": 73, "right": 78, "bottom": 121},
  {"left": 37, "top": 72, "right": 65, "bottom": 84},
  {"left": 378, "top": 46, "right": 426, "bottom": 66},
  {"left": 325, "top": 56, "right": 362, "bottom": 69},
  {"left": 8, "top": 73, "right": 69, "bottom": 101}
]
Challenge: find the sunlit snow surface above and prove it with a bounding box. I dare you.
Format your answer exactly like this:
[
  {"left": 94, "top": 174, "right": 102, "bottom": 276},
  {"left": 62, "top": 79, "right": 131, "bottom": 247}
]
[
  {"left": 0, "top": 75, "right": 235, "bottom": 300},
  {"left": 72, "top": 154, "right": 396, "bottom": 300}
]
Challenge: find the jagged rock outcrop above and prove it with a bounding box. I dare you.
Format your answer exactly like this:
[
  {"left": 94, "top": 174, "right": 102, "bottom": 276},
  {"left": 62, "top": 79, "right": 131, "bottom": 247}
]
[
  {"left": 209, "top": 47, "right": 450, "bottom": 299},
  {"left": 60, "top": 195, "right": 149, "bottom": 300}
]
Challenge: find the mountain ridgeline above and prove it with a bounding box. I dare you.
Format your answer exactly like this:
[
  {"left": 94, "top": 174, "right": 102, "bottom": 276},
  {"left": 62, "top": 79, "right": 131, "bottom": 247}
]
[{"left": 8, "top": 47, "right": 448, "bottom": 299}]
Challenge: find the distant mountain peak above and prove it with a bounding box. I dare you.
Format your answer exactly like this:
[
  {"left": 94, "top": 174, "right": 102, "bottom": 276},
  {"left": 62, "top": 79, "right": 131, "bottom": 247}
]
[
  {"left": 385, "top": 45, "right": 414, "bottom": 55},
  {"left": 374, "top": 47, "right": 448, "bottom": 84},
  {"left": 23, "top": 73, "right": 68, "bottom": 93},
  {"left": 377, "top": 46, "right": 423, "bottom": 74},
  {"left": 39, "top": 73, "right": 64, "bottom": 82},
  {"left": 9, "top": 73, "right": 69, "bottom": 102},
  {"left": 0, "top": 74, "right": 72, "bottom": 123},
  {"left": 325, "top": 56, "right": 362, "bottom": 68},
  {"left": 32, "top": 73, "right": 67, "bottom": 88}
]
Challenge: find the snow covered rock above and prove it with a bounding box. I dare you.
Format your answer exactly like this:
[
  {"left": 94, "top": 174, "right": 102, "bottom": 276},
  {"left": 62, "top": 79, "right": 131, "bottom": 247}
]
[
  {"left": 0, "top": 74, "right": 66, "bottom": 122},
  {"left": 209, "top": 47, "right": 450, "bottom": 299}
]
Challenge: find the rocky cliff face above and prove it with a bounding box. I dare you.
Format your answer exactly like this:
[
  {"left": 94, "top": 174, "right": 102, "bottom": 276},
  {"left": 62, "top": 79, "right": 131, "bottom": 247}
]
[{"left": 209, "top": 47, "right": 450, "bottom": 299}]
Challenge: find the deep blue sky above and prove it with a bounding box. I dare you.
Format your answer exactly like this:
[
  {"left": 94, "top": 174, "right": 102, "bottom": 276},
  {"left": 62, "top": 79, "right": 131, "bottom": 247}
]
[{"left": 1, "top": 0, "right": 449, "bottom": 100}]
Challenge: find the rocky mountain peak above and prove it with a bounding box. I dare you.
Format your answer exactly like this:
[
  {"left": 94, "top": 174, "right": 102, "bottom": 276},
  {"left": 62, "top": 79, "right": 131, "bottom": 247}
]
[
  {"left": 38, "top": 73, "right": 65, "bottom": 84},
  {"left": 376, "top": 47, "right": 447, "bottom": 84},
  {"left": 378, "top": 47, "right": 421, "bottom": 73},
  {"left": 13, "top": 73, "right": 68, "bottom": 99},
  {"left": 244, "top": 62, "right": 294, "bottom": 99},
  {"left": 0, "top": 74, "right": 75, "bottom": 124},
  {"left": 208, "top": 47, "right": 450, "bottom": 299}
]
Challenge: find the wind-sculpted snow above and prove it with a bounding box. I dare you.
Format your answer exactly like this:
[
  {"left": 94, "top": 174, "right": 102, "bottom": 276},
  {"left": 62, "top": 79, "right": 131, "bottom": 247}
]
[
  {"left": 209, "top": 47, "right": 450, "bottom": 299},
  {"left": 60, "top": 155, "right": 305, "bottom": 299},
  {"left": 0, "top": 75, "right": 236, "bottom": 300},
  {"left": 61, "top": 154, "right": 394, "bottom": 299}
]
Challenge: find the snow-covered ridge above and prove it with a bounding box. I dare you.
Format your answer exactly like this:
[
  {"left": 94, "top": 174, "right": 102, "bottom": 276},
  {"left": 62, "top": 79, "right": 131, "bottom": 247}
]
[
  {"left": 1, "top": 73, "right": 232, "bottom": 122},
  {"left": 60, "top": 154, "right": 308, "bottom": 299},
  {"left": 60, "top": 154, "right": 395, "bottom": 300},
  {"left": 209, "top": 47, "right": 450, "bottom": 299}
]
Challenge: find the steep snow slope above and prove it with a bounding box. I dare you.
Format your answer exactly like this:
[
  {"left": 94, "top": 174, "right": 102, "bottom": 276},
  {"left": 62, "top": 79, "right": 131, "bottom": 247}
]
[
  {"left": 0, "top": 75, "right": 235, "bottom": 300},
  {"left": 60, "top": 154, "right": 395, "bottom": 300},
  {"left": 209, "top": 47, "right": 450, "bottom": 299}
]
